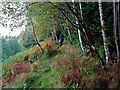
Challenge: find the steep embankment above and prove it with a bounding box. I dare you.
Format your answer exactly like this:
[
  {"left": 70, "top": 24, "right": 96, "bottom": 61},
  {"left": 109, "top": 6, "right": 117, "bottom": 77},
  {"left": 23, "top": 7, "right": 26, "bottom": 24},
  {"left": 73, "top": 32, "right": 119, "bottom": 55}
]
[{"left": 1, "top": 38, "right": 120, "bottom": 88}]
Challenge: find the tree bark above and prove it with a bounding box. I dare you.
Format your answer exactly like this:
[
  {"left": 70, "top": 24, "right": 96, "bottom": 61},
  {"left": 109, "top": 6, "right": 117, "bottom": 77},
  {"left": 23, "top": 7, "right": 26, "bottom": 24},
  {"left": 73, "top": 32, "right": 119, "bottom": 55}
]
[
  {"left": 79, "top": 1, "right": 85, "bottom": 51},
  {"left": 113, "top": 1, "right": 120, "bottom": 62},
  {"left": 98, "top": 0, "right": 111, "bottom": 64},
  {"left": 79, "top": 0, "right": 83, "bottom": 20},
  {"left": 72, "top": 0, "right": 84, "bottom": 51}
]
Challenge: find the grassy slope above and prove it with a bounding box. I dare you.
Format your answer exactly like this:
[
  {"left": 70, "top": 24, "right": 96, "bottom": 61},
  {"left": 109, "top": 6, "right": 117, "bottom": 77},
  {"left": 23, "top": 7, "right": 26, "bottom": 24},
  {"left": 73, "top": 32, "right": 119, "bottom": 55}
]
[
  {"left": 1, "top": 39, "right": 120, "bottom": 88},
  {"left": 2, "top": 39, "right": 66, "bottom": 88}
]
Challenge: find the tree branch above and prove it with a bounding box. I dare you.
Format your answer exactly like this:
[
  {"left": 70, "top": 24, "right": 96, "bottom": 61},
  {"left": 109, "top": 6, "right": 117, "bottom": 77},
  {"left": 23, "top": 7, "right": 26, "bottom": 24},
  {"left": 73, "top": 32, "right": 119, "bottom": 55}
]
[
  {"left": 12, "top": 2, "right": 39, "bottom": 19},
  {"left": 49, "top": 2, "right": 79, "bottom": 29}
]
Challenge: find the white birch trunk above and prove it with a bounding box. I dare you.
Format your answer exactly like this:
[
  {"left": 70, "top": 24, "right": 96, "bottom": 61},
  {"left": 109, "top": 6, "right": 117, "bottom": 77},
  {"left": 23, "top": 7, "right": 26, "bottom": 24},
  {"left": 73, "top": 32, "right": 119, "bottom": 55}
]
[
  {"left": 98, "top": 0, "right": 111, "bottom": 64},
  {"left": 79, "top": 0, "right": 83, "bottom": 20},
  {"left": 72, "top": 0, "right": 84, "bottom": 51},
  {"left": 113, "top": 1, "right": 120, "bottom": 62},
  {"left": 79, "top": 1, "right": 84, "bottom": 51},
  {"left": 78, "top": 29, "right": 84, "bottom": 51}
]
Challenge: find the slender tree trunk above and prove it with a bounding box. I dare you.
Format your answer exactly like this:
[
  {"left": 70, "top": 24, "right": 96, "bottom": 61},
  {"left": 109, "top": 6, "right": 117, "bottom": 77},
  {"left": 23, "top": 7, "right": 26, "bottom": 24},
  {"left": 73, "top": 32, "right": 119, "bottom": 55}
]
[
  {"left": 78, "top": 29, "right": 84, "bottom": 51},
  {"left": 118, "top": 0, "right": 120, "bottom": 63},
  {"left": 79, "top": 1, "right": 85, "bottom": 51},
  {"left": 113, "top": 1, "right": 120, "bottom": 62},
  {"left": 79, "top": 0, "right": 83, "bottom": 20},
  {"left": 98, "top": 0, "right": 111, "bottom": 64},
  {"left": 30, "top": 17, "right": 43, "bottom": 51},
  {"left": 72, "top": 0, "right": 84, "bottom": 51},
  {"left": 116, "top": 1, "right": 120, "bottom": 62},
  {"left": 66, "top": 20, "right": 72, "bottom": 43}
]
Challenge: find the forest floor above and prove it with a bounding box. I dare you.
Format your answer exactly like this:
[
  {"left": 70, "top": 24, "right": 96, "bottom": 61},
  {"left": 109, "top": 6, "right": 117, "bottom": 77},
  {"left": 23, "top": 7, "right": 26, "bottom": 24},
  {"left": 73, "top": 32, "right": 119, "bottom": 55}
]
[{"left": 1, "top": 38, "right": 120, "bottom": 88}]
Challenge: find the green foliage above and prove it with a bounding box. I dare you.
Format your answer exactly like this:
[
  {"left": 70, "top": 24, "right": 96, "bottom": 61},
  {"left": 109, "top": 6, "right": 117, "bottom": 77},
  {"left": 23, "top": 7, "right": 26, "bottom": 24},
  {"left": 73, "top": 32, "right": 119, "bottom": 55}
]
[
  {"left": 2, "top": 38, "right": 13, "bottom": 58},
  {"left": 82, "top": 2, "right": 114, "bottom": 47},
  {"left": 2, "top": 37, "right": 26, "bottom": 60},
  {"left": 19, "top": 27, "right": 36, "bottom": 48},
  {"left": 26, "top": 2, "right": 64, "bottom": 41},
  {"left": 98, "top": 45, "right": 105, "bottom": 62}
]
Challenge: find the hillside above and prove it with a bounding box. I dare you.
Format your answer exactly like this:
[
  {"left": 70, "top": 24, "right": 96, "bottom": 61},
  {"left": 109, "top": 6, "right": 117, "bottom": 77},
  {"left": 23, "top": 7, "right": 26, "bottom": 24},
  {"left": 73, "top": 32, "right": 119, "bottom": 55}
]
[
  {"left": 0, "top": 2, "right": 120, "bottom": 89},
  {"left": 1, "top": 38, "right": 120, "bottom": 88}
]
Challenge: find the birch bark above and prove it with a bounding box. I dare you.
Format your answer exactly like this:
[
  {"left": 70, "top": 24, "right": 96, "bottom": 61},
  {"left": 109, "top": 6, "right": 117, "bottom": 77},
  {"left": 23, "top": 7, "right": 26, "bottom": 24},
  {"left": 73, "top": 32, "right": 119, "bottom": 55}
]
[
  {"left": 72, "top": 0, "right": 84, "bottom": 51},
  {"left": 113, "top": 1, "right": 120, "bottom": 62},
  {"left": 117, "top": 1, "right": 120, "bottom": 63},
  {"left": 98, "top": 0, "right": 111, "bottom": 64}
]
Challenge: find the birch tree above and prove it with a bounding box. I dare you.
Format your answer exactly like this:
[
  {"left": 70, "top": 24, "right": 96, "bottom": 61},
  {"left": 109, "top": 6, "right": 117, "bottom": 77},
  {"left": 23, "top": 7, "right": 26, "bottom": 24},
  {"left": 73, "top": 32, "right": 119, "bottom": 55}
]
[
  {"left": 72, "top": 0, "right": 84, "bottom": 51},
  {"left": 79, "top": 0, "right": 83, "bottom": 20},
  {"left": 113, "top": 0, "right": 120, "bottom": 62},
  {"left": 98, "top": 0, "right": 111, "bottom": 64}
]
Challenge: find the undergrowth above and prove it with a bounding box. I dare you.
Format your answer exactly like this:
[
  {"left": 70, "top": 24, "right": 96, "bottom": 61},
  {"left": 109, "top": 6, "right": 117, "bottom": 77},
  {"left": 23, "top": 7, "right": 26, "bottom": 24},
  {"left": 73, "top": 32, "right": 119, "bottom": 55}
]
[{"left": 1, "top": 37, "right": 120, "bottom": 89}]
